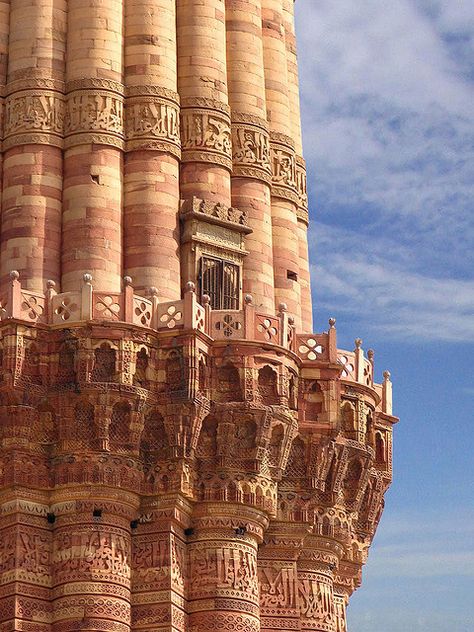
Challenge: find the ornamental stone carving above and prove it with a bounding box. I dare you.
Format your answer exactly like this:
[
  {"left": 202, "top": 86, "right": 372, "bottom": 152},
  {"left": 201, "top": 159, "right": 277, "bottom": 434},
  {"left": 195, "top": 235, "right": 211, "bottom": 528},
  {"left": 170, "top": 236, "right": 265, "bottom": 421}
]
[
  {"left": 188, "top": 542, "right": 259, "bottom": 601},
  {"left": 231, "top": 112, "right": 272, "bottom": 183},
  {"left": 296, "top": 155, "right": 309, "bottom": 223},
  {"left": 181, "top": 100, "right": 232, "bottom": 169},
  {"left": 181, "top": 197, "right": 249, "bottom": 229},
  {"left": 0, "top": 1, "right": 396, "bottom": 630},
  {"left": 65, "top": 85, "right": 124, "bottom": 148},
  {"left": 270, "top": 132, "right": 299, "bottom": 204},
  {"left": 4, "top": 91, "right": 64, "bottom": 149},
  {"left": 125, "top": 88, "right": 181, "bottom": 156}
]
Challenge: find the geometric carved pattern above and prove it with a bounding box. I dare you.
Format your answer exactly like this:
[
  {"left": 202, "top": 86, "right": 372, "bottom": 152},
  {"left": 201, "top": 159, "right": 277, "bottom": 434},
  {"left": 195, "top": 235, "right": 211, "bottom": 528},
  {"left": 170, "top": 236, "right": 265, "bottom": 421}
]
[
  {"left": 109, "top": 402, "right": 131, "bottom": 452},
  {"left": 92, "top": 344, "right": 116, "bottom": 382}
]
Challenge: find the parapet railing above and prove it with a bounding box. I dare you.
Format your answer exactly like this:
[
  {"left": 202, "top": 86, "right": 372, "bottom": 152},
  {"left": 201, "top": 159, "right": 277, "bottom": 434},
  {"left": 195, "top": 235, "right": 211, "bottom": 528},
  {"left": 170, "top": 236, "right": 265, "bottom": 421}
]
[{"left": 0, "top": 271, "right": 392, "bottom": 410}]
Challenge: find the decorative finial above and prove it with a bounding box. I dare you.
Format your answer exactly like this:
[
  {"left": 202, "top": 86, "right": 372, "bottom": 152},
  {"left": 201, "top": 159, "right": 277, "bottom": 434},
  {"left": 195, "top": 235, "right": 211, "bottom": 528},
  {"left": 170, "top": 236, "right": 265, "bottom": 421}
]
[
  {"left": 46, "top": 279, "right": 56, "bottom": 290},
  {"left": 9, "top": 270, "right": 19, "bottom": 281},
  {"left": 148, "top": 286, "right": 158, "bottom": 297},
  {"left": 244, "top": 294, "right": 253, "bottom": 305},
  {"left": 278, "top": 302, "right": 288, "bottom": 313},
  {"left": 201, "top": 294, "right": 210, "bottom": 305},
  {"left": 355, "top": 338, "right": 363, "bottom": 349},
  {"left": 328, "top": 317, "right": 336, "bottom": 328},
  {"left": 367, "top": 349, "right": 374, "bottom": 361},
  {"left": 123, "top": 275, "right": 133, "bottom": 287},
  {"left": 288, "top": 315, "right": 295, "bottom": 325},
  {"left": 383, "top": 370, "right": 391, "bottom": 381},
  {"left": 83, "top": 273, "right": 93, "bottom": 284},
  {"left": 185, "top": 281, "right": 195, "bottom": 293}
]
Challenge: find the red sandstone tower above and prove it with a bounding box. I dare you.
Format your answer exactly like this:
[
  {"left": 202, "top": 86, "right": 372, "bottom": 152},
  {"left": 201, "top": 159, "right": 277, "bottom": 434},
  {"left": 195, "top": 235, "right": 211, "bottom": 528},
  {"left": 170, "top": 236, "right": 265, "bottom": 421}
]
[{"left": 0, "top": 1, "right": 397, "bottom": 631}]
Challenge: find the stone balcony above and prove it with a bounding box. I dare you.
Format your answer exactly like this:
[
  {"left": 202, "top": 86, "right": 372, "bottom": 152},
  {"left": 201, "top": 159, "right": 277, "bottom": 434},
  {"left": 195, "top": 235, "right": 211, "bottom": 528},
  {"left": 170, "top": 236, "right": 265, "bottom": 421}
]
[{"left": 0, "top": 270, "right": 393, "bottom": 414}]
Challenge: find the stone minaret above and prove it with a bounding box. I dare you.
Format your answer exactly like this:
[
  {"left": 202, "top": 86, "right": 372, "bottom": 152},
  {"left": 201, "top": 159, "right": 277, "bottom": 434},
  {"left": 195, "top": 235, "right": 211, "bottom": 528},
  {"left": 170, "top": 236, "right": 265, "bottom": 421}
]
[{"left": 0, "top": 1, "right": 397, "bottom": 631}]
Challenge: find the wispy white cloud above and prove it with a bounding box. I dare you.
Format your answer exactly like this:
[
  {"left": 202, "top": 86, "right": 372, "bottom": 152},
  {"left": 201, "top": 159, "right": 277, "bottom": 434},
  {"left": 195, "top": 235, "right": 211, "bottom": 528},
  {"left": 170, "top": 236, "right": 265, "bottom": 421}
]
[
  {"left": 309, "top": 223, "right": 474, "bottom": 342},
  {"left": 350, "top": 609, "right": 473, "bottom": 632},
  {"left": 295, "top": 0, "right": 474, "bottom": 342},
  {"left": 349, "top": 509, "right": 474, "bottom": 629}
]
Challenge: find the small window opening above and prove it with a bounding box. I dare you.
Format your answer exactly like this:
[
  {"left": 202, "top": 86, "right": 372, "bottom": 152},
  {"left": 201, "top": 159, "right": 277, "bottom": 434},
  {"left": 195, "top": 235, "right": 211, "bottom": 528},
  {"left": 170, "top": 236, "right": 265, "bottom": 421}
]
[
  {"left": 287, "top": 270, "right": 298, "bottom": 281},
  {"left": 200, "top": 256, "right": 240, "bottom": 310}
]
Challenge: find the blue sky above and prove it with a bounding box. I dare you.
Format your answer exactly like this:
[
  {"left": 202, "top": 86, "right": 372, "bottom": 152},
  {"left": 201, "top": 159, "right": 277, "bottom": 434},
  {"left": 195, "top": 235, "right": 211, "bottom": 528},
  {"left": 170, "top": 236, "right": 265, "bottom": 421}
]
[{"left": 295, "top": 2, "right": 474, "bottom": 631}]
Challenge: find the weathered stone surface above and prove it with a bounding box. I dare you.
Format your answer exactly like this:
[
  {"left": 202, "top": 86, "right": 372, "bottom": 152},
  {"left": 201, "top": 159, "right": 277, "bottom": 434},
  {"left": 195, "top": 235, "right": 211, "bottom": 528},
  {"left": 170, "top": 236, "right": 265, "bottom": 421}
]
[{"left": 0, "top": 2, "right": 396, "bottom": 631}]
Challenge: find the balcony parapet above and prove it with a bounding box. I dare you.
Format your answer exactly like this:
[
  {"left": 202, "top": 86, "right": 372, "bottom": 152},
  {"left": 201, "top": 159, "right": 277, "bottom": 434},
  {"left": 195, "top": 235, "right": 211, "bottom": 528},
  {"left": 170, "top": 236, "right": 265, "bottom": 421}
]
[{"left": 0, "top": 271, "right": 393, "bottom": 413}]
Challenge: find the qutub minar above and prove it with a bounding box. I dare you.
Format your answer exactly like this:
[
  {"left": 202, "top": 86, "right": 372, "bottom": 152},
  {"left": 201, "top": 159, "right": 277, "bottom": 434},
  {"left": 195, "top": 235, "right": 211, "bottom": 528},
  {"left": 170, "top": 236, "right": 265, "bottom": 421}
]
[{"left": 0, "top": 0, "right": 397, "bottom": 630}]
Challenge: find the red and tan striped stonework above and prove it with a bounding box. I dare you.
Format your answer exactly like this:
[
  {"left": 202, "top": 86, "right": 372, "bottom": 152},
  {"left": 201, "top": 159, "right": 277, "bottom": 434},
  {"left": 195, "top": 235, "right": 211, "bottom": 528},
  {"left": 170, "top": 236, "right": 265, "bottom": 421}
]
[{"left": 0, "top": 2, "right": 397, "bottom": 631}]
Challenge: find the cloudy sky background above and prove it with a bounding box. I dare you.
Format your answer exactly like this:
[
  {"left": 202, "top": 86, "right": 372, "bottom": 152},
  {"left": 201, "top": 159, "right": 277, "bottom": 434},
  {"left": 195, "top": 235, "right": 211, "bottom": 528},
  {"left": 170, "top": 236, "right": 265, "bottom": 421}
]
[{"left": 294, "top": 2, "right": 473, "bottom": 631}]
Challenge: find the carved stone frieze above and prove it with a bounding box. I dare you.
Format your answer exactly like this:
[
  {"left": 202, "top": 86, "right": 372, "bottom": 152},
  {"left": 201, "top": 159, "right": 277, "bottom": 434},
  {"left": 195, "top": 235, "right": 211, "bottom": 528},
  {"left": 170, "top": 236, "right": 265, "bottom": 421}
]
[
  {"left": 270, "top": 132, "right": 299, "bottom": 204},
  {"left": 180, "top": 196, "right": 249, "bottom": 230},
  {"left": 180, "top": 99, "right": 232, "bottom": 169},
  {"left": 125, "top": 90, "right": 181, "bottom": 156},
  {"left": 3, "top": 90, "right": 64, "bottom": 149},
  {"left": 231, "top": 112, "right": 272, "bottom": 183},
  {"left": 64, "top": 86, "right": 124, "bottom": 149},
  {"left": 296, "top": 155, "right": 309, "bottom": 221}
]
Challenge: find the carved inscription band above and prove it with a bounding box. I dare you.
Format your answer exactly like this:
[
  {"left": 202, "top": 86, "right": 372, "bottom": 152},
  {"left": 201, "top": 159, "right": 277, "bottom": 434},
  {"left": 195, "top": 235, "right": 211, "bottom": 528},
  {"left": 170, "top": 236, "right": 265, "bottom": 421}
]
[
  {"left": 180, "top": 98, "right": 232, "bottom": 170},
  {"left": 231, "top": 112, "right": 272, "bottom": 184},
  {"left": 270, "top": 132, "right": 299, "bottom": 205},
  {"left": 3, "top": 90, "right": 64, "bottom": 150},
  {"left": 296, "top": 155, "right": 309, "bottom": 224},
  {"left": 2, "top": 79, "right": 182, "bottom": 154},
  {"left": 2, "top": 86, "right": 306, "bottom": 216}
]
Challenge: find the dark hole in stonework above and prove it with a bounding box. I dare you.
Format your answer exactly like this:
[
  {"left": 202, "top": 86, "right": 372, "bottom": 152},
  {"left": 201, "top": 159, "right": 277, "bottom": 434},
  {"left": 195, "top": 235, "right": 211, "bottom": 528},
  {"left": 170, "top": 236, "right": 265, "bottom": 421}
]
[
  {"left": 91, "top": 174, "right": 100, "bottom": 184},
  {"left": 92, "top": 509, "right": 102, "bottom": 518},
  {"left": 287, "top": 270, "right": 298, "bottom": 281},
  {"left": 184, "top": 528, "right": 194, "bottom": 537},
  {"left": 130, "top": 520, "right": 139, "bottom": 530},
  {"left": 46, "top": 513, "right": 56, "bottom": 524}
]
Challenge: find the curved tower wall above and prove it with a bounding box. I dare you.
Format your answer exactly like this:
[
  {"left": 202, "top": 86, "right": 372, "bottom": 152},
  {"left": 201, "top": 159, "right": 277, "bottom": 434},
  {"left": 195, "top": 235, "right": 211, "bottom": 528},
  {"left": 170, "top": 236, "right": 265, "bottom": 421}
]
[
  {"left": 0, "top": 0, "right": 311, "bottom": 323},
  {"left": 0, "top": 3, "right": 396, "bottom": 632}
]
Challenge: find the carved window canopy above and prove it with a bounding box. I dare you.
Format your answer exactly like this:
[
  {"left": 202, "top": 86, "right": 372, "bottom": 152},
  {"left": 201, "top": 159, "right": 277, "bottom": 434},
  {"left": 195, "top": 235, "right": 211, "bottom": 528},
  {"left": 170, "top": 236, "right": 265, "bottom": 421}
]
[{"left": 180, "top": 197, "right": 252, "bottom": 235}]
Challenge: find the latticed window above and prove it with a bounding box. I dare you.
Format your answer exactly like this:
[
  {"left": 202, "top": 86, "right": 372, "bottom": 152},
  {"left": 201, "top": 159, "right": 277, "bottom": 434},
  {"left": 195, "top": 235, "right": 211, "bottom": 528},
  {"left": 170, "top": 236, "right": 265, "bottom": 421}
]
[
  {"left": 23, "top": 343, "right": 41, "bottom": 385},
  {"left": 141, "top": 411, "right": 168, "bottom": 455},
  {"left": 109, "top": 402, "right": 131, "bottom": 452},
  {"left": 74, "top": 402, "right": 95, "bottom": 448},
  {"left": 92, "top": 343, "right": 116, "bottom": 382},
  {"left": 200, "top": 256, "right": 240, "bottom": 310},
  {"left": 57, "top": 342, "right": 76, "bottom": 384},
  {"left": 284, "top": 437, "right": 307, "bottom": 479}
]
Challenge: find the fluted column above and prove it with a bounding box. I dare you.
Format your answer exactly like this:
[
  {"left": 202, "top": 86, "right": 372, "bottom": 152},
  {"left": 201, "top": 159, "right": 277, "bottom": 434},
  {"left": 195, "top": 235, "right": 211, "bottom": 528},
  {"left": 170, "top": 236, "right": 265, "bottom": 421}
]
[
  {"left": 333, "top": 589, "right": 348, "bottom": 632},
  {"left": 123, "top": 0, "right": 181, "bottom": 300},
  {"left": 187, "top": 504, "right": 268, "bottom": 632},
  {"left": 226, "top": 0, "right": 275, "bottom": 311},
  {"left": 258, "top": 523, "right": 307, "bottom": 632},
  {"left": 283, "top": 0, "right": 312, "bottom": 331},
  {"left": 177, "top": 0, "right": 232, "bottom": 207},
  {"left": 62, "top": 0, "right": 123, "bottom": 292},
  {"left": 0, "top": 498, "right": 52, "bottom": 631},
  {"left": 51, "top": 493, "right": 139, "bottom": 632},
  {"left": 262, "top": 0, "right": 301, "bottom": 327},
  {"left": 296, "top": 536, "right": 344, "bottom": 632},
  {"left": 131, "top": 497, "right": 190, "bottom": 632},
  {"left": 0, "top": 0, "right": 10, "bottom": 248},
  {"left": 1, "top": 0, "right": 65, "bottom": 291}
]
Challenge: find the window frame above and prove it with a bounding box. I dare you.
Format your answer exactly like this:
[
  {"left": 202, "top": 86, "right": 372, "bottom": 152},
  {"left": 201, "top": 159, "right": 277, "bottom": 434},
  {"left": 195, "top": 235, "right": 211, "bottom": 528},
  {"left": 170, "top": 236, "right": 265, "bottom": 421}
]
[{"left": 199, "top": 256, "right": 241, "bottom": 310}]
